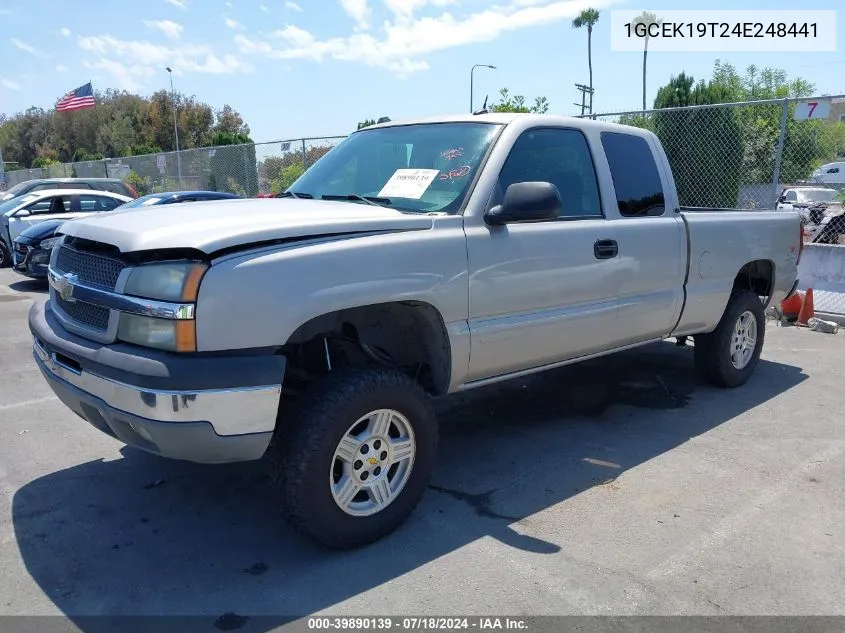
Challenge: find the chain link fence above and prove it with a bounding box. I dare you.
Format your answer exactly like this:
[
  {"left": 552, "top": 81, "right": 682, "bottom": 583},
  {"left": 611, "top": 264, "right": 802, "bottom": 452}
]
[
  {"left": 583, "top": 95, "right": 845, "bottom": 211},
  {"left": 1, "top": 136, "right": 348, "bottom": 197}
]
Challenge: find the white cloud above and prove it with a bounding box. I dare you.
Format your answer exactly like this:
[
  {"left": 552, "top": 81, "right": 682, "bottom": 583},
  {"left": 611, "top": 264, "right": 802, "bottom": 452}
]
[
  {"left": 260, "top": 4, "right": 270, "bottom": 13},
  {"left": 60, "top": 27, "right": 71, "bottom": 37},
  {"left": 285, "top": 1, "right": 303, "bottom": 11},
  {"left": 77, "top": 35, "right": 252, "bottom": 91},
  {"left": 2, "top": 78, "right": 21, "bottom": 90},
  {"left": 224, "top": 16, "right": 245, "bottom": 30},
  {"left": 56, "top": 64, "right": 69, "bottom": 72},
  {"left": 382, "top": 0, "right": 457, "bottom": 23},
  {"left": 10, "top": 37, "right": 49, "bottom": 58},
  {"left": 236, "top": 0, "right": 618, "bottom": 75},
  {"left": 144, "top": 19, "right": 184, "bottom": 40},
  {"left": 84, "top": 59, "right": 151, "bottom": 92},
  {"left": 165, "top": 0, "right": 187, "bottom": 8},
  {"left": 339, "top": 0, "right": 371, "bottom": 30},
  {"left": 226, "top": 1, "right": 233, "bottom": 6}
]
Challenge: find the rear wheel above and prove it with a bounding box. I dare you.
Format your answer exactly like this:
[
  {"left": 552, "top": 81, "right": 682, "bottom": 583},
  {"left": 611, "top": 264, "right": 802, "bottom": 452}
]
[
  {"left": 266, "top": 367, "right": 438, "bottom": 549},
  {"left": 0, "top": 243, "right": 9, "bottom": 268},
  {"left": 694, "top": 288, "right": 765, "bottom": 388}
]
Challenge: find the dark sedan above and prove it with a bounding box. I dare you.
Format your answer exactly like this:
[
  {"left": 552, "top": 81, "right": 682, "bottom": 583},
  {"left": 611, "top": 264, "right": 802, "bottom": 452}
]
[{"left": 11, "top": 190, "right": 242, "bottom": 281}]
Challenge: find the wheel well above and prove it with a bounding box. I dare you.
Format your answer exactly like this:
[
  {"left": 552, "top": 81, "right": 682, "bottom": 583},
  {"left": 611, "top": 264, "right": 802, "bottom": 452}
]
[
  {"left": 733, "top": 260, "right": 774, "bottom": 298},
  {"left": 281, "top": 302, "right": 452, "bottom": 396}
]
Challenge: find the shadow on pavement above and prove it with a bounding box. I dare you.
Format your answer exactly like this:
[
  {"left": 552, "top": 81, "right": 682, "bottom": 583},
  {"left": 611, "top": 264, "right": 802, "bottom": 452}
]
[
  {"left": 8, "top": 279, "right": 48, "bottom": 294},
  {"left": 12, "top": 341, "right": 807, "bottom": 629}
]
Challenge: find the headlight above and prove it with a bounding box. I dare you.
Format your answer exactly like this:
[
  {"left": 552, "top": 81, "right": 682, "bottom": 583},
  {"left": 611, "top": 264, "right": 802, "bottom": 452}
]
[
  {"left": 124, "top": 262, "right": 207, "bottom": 302},
  {"left": 118, "top": 261, "right": 207, "bottom": 352},
  {"left": 40, "top": 236, "right": 61, "bottom": 250},
  {"left": 118, "top": 313, "right": 197, "bottom": 352}
]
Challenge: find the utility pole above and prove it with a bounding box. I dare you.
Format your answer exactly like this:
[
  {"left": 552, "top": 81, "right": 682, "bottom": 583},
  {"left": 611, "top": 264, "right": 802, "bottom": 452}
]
[
  {"left": 574, "top": 83, "right": 594, "bottom": 116},
  {"left": 165, "top": 67, "right": 183, "bottom": 187}
]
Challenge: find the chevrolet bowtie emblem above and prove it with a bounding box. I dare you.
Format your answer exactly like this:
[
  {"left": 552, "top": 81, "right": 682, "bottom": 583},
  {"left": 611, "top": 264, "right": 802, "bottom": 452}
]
[{"left": 53, "top": 272, "right": 79, "bottom": 303}]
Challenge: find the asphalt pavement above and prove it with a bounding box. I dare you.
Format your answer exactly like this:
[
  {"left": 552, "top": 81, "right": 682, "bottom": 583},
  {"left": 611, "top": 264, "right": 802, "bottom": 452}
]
[{"left": 0, "top": 268, "right": 843, "bottom": 628}]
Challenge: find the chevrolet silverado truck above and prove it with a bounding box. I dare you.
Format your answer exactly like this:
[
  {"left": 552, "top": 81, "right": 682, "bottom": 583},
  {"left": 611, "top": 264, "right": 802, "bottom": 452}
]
[{"left": 29, "top": 113, "right": 803, "bottom": 549}]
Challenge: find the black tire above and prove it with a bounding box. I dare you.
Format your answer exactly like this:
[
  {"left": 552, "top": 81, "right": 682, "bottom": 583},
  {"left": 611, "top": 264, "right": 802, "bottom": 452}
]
[
  {"left": 265, "top": 367, "right": 438, "bottom": 549},
  {"left": 694, "top": 288, "right": 765, "bottom": 388},
  {"left": 0, "top": 243, "right": 9, "bottom": 268}
]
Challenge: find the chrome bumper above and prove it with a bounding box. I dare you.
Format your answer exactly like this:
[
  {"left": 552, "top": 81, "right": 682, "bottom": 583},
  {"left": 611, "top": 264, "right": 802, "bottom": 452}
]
[{"left": 34, "top": 337, "right": 281, "bottom": 437}]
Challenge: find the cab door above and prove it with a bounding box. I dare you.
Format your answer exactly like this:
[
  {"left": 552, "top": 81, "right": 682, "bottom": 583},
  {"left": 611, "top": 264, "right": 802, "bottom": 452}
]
[
  {"left": 7, "top": 194, "right": 74, "bottom": 242},
  {"left": 464, "top": 126, "right": 623, "bottom": 382}
]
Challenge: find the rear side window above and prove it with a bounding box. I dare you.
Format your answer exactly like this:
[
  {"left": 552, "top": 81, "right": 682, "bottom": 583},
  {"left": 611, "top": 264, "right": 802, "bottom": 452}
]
[
  {"left": 601, "top": 132, "right": 666, "bottom": 217},
  {"left": 98, "top": 181, "right": 131, "bottom": 195},
  {"left": 77, "top": 195, "right": 121, "bottom": 211}
]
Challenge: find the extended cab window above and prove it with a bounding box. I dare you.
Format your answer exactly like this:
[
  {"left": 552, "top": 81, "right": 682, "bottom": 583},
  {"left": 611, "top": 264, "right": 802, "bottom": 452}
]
[
  {"left": 601, "top": 132, "right": 666, "bottom": 217},
  {"left": 498, "top": 128, "right": 602, "bottom": 218}
]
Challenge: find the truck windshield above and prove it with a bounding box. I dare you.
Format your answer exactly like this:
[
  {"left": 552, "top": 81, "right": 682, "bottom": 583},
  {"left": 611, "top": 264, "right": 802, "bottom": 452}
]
[{"left": 288, "top": 122, "right": 503, "bottom": 214}]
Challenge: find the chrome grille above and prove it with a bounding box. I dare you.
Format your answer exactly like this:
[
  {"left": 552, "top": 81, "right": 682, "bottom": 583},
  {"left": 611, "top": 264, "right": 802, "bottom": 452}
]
[
  {"left": 55, "top": 296, "right": 110, "bottom": 331},
  {"left": 55, "top": 245, "right": 125, "bottom": 290}
]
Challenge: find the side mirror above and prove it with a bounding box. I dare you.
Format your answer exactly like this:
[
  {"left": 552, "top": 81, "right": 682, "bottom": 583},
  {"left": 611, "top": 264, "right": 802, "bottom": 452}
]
[
  {"left": 15, "top": 209, "right": 31, "bottom": 218},
  {"left": 484, "top": 182, "right": 562, "bottom": 226}
]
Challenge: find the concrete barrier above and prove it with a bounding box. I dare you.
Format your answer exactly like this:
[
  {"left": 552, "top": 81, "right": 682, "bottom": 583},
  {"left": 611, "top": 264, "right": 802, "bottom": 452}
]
[{"left": 797, "top": 243, "right": 845, "bottom": 325}]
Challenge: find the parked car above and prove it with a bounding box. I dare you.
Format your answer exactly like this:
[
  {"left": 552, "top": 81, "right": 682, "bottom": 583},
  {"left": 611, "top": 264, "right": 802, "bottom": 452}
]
[
  {"left": 29, "top": 113, "right": 802, "bottom": 549},
  {"left": 113, "top": 190, "right": 243, "bottom": 209},
  {"left": 809, "top": 162, "right": 845, "bottom": 185},
  {"left": 0, "top": 178, "right": 138, "bottom": 203},
  {"left": 776, "top": 186, "right": 841, "bottom": 223},
  {"left": 10, "top": 190, "right": 243, "bottom": 278},
  {"left": 0, "top": 189, "right": 131, "bottom": 267}
]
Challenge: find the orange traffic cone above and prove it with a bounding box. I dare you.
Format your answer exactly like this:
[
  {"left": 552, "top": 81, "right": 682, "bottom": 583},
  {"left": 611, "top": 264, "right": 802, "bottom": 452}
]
[
  {"left": 797, "top": 288, "right": 815, "bottom": 326},
  {"left": 781, "top": 291, "right": 804, "bottom": 318}
]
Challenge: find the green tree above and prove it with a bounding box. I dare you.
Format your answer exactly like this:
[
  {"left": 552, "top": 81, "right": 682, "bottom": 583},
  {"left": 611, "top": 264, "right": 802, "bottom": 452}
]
[
  {"left": 652, "top": 72, "right": 744, "bottom": 207},
  {"left": 572, "top": 8, "right": 600, "bottom": 113},
  {"left": 633, "top": 11, "right": 661, "bottom": 111},
  {"left": 489, "top": 88, "right": 549, "bottom": 113},
  {"left": 357, "top": 116, "right": 391, "bottom": 130},
  {"left": 0, "top": 88, "right": 251, "bottom": 168}
]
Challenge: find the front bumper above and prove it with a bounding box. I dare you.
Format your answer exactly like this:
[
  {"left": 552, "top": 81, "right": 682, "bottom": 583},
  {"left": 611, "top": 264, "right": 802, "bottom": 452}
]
[
  {"left": 13, "top": 243, "right": 50, "bottom": 279},
  {"left": 29, "top": 299, "right": 285, "bottom": 464}
]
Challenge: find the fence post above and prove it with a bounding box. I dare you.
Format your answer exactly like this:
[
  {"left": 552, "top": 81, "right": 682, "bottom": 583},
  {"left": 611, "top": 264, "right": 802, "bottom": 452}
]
[
  {"left": 771, "top": 98, "right": 789, "bottom": 207},
  {"left": 102, "top": 159, "right": 109, "bottom": 178},
  {"left": 301, "top": 139, "right": 307, "bottom": 169}
]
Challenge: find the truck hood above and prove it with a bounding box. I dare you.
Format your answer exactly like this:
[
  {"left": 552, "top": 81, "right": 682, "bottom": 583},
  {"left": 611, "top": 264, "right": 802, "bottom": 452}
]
[{"left": 58, "top": 198, "right": 436, "bottom": 255}]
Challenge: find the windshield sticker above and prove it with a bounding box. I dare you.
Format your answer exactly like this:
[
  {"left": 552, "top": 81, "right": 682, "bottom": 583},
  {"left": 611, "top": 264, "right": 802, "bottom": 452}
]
[
  {"left": 378, "top": 169, "right": 440, "bottom": 199},
  {"left": 441, "top": 147, "right": 464, "bottom": 161},
  {"left": 439, "top": 165, "right": 471, "bottom": 182}
]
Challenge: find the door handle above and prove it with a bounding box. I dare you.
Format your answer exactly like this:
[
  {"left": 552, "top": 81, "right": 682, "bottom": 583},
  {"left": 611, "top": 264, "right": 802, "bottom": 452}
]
[{"left": 594, "top": 239, "right": 618, "bottom": 259}]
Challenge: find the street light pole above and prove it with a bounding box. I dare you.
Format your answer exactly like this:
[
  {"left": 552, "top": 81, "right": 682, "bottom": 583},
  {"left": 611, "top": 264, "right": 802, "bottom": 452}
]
[
  {"left": 470, "top": 64, "right": 496, "bottom": 112},
  {"left": 165, "top": 67, "right": 183, "bottom": 187}
]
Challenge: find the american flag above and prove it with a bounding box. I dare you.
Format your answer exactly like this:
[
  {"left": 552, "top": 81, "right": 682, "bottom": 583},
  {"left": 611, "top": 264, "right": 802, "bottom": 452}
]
[{"left": 56, "top": 82, "right": 96, "bottom": 112}]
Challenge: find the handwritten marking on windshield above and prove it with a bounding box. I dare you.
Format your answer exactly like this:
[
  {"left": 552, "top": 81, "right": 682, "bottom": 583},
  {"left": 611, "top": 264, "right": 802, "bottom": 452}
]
[
  {"left": 441, "top": 147, "right": 465, "bottom": 161},
  {"left": 439, "top": 165, "right": 471, "bottom": 181}
]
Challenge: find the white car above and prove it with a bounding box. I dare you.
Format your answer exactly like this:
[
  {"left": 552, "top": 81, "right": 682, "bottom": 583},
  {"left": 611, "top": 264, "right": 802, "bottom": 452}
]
[
  {"left": 0, "top": 189, "right": 131, "bottom": 267},
  {"left": 809, "top": 162, "right": 845, "bottom": 185},
  {"left": 777, "top": 186, "right": 840, "bottom": 211}
]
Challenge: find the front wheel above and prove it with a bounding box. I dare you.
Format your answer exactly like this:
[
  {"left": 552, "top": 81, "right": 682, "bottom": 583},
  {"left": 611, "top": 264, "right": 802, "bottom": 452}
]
[
  {"left": 0, "top": 243, "right": 10, "bottom": 268},
  {"left": 694, "top": 288, "right": 765, "bottom": 388},
  {"left": 266, "top": 367, "right": 438, "bottom": 549}
]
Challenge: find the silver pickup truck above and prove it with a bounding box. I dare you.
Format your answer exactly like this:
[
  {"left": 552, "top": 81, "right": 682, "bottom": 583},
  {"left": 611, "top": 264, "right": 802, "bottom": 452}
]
[{"left": 29, "top": 113, "right": 803, "bottom": 548}]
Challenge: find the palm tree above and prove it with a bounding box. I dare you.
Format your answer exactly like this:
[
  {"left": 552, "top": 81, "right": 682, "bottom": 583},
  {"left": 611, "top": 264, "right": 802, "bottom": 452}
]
[
  {"left": 572, "top": 8, "right": 600, "bottom": 114},
  {"left": 633, "top": 11, "right": 661, "bottom": 110}
]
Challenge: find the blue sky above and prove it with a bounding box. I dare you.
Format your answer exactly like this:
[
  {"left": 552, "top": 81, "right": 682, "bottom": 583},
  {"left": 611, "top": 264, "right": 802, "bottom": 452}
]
[{"left": 0, "top": 0, "right": 842, "bottom": 144}]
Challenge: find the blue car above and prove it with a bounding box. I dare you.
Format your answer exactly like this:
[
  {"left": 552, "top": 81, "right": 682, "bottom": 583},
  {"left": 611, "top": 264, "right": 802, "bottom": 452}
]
[{"left": 12, "top": 190, "right": 242, "bottom": 281}]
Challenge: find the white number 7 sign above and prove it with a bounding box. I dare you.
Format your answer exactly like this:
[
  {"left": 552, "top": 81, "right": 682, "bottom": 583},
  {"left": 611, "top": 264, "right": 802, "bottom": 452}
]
[{"left": 794, "top": 99, "right": 831, "bottom": 120}]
